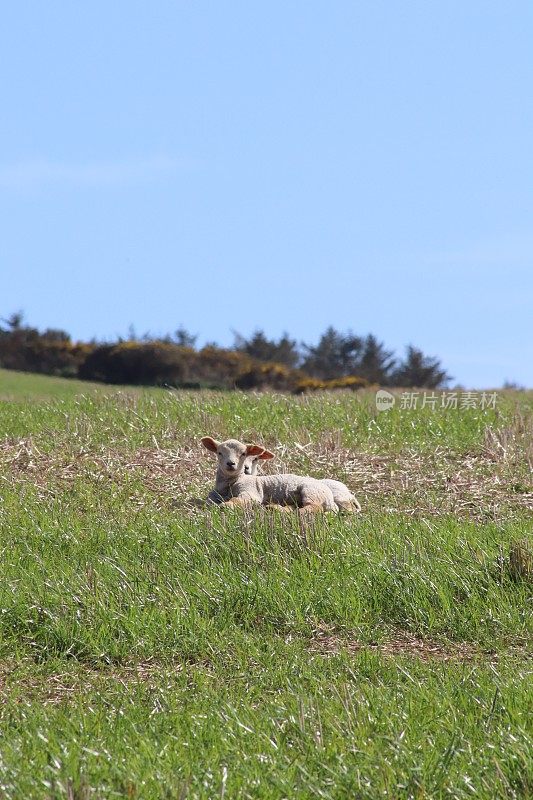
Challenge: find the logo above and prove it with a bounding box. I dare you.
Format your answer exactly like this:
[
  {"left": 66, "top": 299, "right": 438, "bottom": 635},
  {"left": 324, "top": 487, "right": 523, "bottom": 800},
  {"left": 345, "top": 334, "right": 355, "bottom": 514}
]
[{"left": 375, "top": 390, "right": 395, "bottom": 411}]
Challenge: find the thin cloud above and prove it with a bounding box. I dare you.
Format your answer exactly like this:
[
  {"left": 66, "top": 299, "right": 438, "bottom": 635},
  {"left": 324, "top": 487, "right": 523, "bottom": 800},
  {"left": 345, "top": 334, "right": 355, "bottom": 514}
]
[
  {"left": 423, "top": 233, "right": 533, "bottom": 268},
  {"left": 0, "top": 155, "right": 192, "bottom": 188}
]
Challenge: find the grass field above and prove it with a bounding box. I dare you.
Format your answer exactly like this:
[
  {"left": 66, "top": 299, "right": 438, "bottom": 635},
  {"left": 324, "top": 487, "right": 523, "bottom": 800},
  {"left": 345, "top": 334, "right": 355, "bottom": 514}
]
[
  {"left": 0, "top": 371, "right": 532, "bottom": 799},
  {"left": 0, "top": 368, "right": 110, "bottom": 402}
]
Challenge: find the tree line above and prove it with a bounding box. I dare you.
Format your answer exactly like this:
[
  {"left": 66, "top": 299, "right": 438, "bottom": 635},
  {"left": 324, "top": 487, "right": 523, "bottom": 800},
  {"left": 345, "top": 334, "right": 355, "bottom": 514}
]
[
  {"left": 234, "top": 328, "right": 450, "bottom": 387},
  {"left": 0, "top": 312, "right": 451, "bottom": 391}
]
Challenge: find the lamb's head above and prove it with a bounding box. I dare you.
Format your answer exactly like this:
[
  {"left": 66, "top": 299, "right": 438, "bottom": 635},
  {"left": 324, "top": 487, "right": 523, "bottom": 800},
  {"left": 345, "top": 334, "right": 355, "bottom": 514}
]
[
  {"left": 201, "top": 437, "right": 273, "bottom": 478},
  {"left": 244, "top": 447, "right": 275, "bottom": 475}
]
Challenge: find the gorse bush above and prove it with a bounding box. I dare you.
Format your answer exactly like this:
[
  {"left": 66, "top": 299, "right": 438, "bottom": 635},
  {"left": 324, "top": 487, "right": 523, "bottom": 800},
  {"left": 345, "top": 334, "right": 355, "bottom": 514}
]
[
  {"left": 235, "top": 361, "right": 303, "bottom": 391},
  {"left": 79, "top": 341, "right": 194, "bottom": 386},
  {"left": 0, "top": 313, "right": 451, "bottom": 390},
  {"left": 191, "top": 346, "right": 255, "bottom": 389},
  {"left": 293, "top": 375, "right": 370, "bottom": 393}
]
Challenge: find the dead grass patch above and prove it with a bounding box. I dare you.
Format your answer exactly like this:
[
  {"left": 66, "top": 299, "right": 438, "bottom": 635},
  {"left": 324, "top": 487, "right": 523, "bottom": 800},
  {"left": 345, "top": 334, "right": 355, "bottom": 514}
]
[
  {"left": 0, "top": 657, "right": 206, "bottom": 706},
  {"left": 309, "top": 629, "right": 532, "bottom": 663}
]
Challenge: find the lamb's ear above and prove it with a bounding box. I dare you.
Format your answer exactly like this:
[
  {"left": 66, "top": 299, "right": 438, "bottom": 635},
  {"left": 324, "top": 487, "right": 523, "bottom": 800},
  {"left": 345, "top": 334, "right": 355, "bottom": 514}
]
[
  {"left": 258, "top": 449, "right": 275, "bottom": 460},
  {"left": 201, "top": 436, "right": 219, "bottom": 453},
  {"left": 245, "top": 443, "right": 265, "bottom": 457}
]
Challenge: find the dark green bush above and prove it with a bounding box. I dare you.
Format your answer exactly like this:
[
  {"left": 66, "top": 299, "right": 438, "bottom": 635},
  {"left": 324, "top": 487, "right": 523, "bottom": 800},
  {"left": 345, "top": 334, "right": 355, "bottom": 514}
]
[
  {"left": 78, "top": 341, "right": 193, "bottom": 385},
  {"left": 0, "top": 325, "right": 92, "bottom": 377}
]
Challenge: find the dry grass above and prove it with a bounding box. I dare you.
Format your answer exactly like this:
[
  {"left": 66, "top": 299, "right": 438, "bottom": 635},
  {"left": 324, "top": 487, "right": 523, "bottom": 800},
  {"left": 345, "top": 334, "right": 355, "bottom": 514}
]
[
  {"left": 2, "top": 424, "right": 531, "bottom": 520},
  {"left": 309, "top": 628, "right": 531, "bottom": 663},
  {"left": 0, "top": 658, "right": 196, "bottom": 706}
]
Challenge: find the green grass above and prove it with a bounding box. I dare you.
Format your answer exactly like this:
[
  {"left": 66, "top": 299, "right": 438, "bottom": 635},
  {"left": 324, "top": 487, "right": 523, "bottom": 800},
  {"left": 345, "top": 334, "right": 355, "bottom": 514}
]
[{"left": 0, "top": 371, "right": 531, "bottom": 798}]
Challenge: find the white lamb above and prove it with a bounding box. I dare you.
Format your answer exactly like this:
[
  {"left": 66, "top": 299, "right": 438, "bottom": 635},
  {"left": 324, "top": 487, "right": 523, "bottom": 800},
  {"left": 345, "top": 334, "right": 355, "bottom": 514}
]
[
  {"left": 202, "top": 437, "right": 337, "bottom": 512},
  {"left": 243, "top": 450, "right": 361, "bottom": 513},
  {"left": 201, "top": 437, "right": 359, "bottom": 513}
]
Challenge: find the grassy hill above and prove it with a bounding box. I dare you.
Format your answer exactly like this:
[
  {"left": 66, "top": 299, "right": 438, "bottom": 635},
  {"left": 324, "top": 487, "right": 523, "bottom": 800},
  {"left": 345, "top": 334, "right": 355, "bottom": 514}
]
[
  {"left": 0, "top": 371, "right": 531, "bottom": 798},
  {"left": 0, "top": 367, "right": 109, "bottom": 401}
]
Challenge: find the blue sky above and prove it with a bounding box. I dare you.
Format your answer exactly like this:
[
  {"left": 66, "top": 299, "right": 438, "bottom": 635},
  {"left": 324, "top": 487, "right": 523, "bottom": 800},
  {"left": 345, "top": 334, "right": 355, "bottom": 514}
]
[{"left": 1, "top": 1, "right": 531, "bottom": 387}]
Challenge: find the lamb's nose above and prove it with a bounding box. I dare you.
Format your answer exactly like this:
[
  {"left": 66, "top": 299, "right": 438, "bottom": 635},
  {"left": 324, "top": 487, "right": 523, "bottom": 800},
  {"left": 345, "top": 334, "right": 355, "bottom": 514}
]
[{"left": 226, "top": 460, "right": 236, "bottom": 469}]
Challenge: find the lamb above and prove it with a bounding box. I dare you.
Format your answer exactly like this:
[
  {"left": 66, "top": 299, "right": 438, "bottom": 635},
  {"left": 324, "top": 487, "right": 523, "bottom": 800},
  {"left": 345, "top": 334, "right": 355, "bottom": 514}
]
[
  {"left": 243, "top": 451, "right": 361, "bottom": 513},
  {"left": 206, "top": 441, "right": 275, "bottom": 505},
  {"left": 201, "top": 437, "right": 338, "bottom": 513}
]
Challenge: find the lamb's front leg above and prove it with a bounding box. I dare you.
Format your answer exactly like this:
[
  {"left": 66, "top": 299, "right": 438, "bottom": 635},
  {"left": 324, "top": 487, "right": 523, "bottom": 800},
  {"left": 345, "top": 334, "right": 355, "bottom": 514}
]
[{"left": 221, "top": 496, "right": 258, "bottom": 509}]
